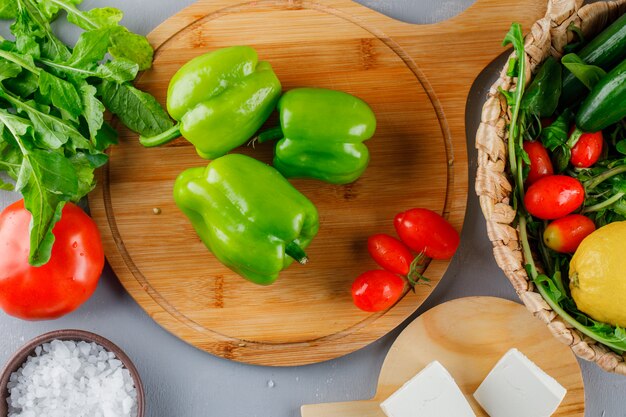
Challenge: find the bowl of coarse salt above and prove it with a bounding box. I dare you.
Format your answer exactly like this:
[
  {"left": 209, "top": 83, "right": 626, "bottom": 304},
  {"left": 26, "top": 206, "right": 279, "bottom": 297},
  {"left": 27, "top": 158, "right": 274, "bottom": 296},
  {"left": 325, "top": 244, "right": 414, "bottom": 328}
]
[{"left": 0, "top": 329, "right": 144, "bottom": 417}]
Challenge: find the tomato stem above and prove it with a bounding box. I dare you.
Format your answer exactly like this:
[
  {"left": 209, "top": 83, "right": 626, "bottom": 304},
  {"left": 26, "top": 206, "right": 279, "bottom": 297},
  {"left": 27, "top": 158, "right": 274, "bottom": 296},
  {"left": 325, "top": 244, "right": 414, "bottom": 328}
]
[{"left": 406, "top": 252, "right": 431, "bottom": 288}]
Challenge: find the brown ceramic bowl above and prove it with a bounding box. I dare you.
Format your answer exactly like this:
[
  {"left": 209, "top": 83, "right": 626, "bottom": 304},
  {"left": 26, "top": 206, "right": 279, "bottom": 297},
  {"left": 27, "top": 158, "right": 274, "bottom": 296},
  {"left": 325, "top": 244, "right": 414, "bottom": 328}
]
[{"left": 0, "top": 329, "right": 145, "bottom": 417}]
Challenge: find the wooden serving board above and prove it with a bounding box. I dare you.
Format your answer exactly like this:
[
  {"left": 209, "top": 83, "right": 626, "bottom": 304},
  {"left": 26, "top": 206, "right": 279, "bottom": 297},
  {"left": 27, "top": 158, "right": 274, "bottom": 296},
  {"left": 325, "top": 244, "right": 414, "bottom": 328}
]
[
  {"left": 301, "top": 297, "right": 585, "bottom": 416},
  {"left": 89, "top": 0, "right": 547, "bottom": 365}
]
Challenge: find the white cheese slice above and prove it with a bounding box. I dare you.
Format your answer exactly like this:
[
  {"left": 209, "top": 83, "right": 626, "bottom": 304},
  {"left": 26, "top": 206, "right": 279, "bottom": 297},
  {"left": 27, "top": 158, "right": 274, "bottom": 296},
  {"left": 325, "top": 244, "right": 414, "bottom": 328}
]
[
  {"left": 380, "top": 361, "right": 476, "bottom": 417},
  {"left": 473, "top": 348, "right": 567, "bottom": 417}
]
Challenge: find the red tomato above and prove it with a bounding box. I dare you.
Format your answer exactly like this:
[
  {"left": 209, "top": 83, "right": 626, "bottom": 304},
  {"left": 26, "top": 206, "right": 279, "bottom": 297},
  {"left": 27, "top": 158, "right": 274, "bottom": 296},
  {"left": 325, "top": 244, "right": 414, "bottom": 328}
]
[
  {"left": 0, "top": 200, "right": 104, "bottom": 320},
  {"left": 524, "top": 175, "right": 584, "bottom": 220},
  {"left": 367, "top": 234, "right": 414, "bottom": 275},
  {"left": 543, "top": 214, "right": 596, "bottom": 253},
  {"left": 523, "top": 141, "right": 554, "bottom": 185},
  {"left": 570, "top": 130, "right": 603, "bottom": 168},
  {"left": 351, "top": 270, "right": 405, "bottom": 312},
  {"left": 393, "top": 208, "right": 460, "bottom": 260}
]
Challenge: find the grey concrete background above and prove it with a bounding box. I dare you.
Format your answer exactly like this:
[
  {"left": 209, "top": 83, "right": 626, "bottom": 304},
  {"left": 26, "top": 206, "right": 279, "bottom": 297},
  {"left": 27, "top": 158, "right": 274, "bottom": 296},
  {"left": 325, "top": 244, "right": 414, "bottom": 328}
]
[{"left": 1, "top": 1, "right": 625, "bottom": 416}]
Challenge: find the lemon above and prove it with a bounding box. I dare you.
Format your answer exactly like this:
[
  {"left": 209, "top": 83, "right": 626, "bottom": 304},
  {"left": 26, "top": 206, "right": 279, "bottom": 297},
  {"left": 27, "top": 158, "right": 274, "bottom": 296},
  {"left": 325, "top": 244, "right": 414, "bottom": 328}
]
[{"left": 570, "top": 221, "right": 626, "bottom": 328}]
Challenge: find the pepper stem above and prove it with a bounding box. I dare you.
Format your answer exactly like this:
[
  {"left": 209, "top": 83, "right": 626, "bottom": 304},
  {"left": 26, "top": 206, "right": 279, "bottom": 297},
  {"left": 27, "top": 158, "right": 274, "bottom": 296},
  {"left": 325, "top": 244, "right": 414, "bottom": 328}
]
[
  {"left": 139, "top": 123, "right": 181, "bottom": 147},
  {"left": 256, "top": 126, "right": 284, "bottom": 143},
  {"left": 285, "top": 242, "right": 309, "bottom": 265}
]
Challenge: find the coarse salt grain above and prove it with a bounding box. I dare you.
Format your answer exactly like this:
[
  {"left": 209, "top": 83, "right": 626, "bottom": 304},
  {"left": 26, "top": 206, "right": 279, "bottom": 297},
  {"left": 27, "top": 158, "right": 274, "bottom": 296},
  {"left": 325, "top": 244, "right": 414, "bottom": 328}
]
[{"left": 6, "top": 340, "right": 138, "bottom": 417}]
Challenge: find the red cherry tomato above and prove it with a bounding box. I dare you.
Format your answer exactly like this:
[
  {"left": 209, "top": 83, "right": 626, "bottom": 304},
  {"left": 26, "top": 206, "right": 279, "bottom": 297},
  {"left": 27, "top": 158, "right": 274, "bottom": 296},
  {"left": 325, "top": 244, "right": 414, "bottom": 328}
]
[
  {"left": 570, "top": 130, "right": 603, "bottom": 168},
  {"left": 351, "top": 270, "right": 405, "bottom": 312},
  {"left": 543, "top": 214, "right": 596, "bottom": 253},
  {"left": 523, "top": 141, "right": 554, "bottom": 185},
  {"left": 524, "top": 175, "right": 584, "bottom": 220},
  {"left": 367, "top": 234, "right": 414, "bottom": 275},
  {"left": 0, "top": 200, "right": 104, "bottom": 320},
  {"left": 393, "top": 208, "right": 460, "bottom": 260}
]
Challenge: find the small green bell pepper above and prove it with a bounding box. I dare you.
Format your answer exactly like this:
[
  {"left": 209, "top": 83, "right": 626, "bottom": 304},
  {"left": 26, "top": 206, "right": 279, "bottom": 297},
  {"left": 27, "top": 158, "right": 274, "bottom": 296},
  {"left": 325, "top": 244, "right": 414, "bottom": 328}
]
[
  {"left": 257, "top": 87, "right": 376, "bottom": 184},
  {"left": 140, "top": 46, "right": 282, "bottom": 159},
  {"left": 174, "top": 154, "right": 319, "bottom": 285}
]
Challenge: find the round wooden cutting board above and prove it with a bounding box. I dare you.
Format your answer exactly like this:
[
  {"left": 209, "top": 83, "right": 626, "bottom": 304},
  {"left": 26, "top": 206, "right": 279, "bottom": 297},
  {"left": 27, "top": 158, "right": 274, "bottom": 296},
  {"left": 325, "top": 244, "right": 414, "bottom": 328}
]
[
  {"left": 301, "top": 297, "right": 585, "bottom": 416},
  {"left": 89, "top": 0, "right": 546, "bottom": 365}
]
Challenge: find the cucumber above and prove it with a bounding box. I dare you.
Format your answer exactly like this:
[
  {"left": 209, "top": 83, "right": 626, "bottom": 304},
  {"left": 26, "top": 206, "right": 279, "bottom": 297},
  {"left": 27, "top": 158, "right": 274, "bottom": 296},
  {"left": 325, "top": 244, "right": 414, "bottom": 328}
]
[
  {"left": 560, "top": 12, "right": 626, "bottom": 107},
  {"left": 576, "top": 58, "right": 626, "bottom": 132}
]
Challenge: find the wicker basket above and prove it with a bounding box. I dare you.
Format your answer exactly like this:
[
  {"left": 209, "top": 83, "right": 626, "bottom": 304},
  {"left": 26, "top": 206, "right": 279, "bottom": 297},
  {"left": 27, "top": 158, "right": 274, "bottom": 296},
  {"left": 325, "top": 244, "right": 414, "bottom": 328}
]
[{"left": 476, "top": 0, "right": 626, "bottom": 374}]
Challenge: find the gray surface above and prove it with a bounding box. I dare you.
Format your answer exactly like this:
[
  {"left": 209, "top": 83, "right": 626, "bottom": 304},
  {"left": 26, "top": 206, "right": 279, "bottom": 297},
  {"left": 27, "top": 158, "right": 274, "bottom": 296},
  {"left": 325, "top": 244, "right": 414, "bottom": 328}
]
[{"left": 1, "top": 1, "right": 625, "bottom": 416}]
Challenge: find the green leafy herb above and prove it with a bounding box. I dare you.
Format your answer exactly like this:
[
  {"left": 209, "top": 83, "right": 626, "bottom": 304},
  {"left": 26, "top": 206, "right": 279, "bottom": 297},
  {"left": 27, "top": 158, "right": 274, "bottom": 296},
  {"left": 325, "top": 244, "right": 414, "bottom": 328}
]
[
  {"left": 43, "top": 0, "right": 153, "bottom": 70},
  {"left": 64, "top": 27, "right": 111, "bottom": 69},
  {"left": 99, "top": 80, "right": 174, "bottom": 137},
  {"left": 561, "top": 53, "right": 607, "bottom": 90},
  {"left": 38, "top": 70, "right": 83, "bottom": 118},
  {"left": 0, "top": 0, "right": 17, "bottom": 20},
  {"left": 0, "top": 0, "right": 171, "bottom": 266}
]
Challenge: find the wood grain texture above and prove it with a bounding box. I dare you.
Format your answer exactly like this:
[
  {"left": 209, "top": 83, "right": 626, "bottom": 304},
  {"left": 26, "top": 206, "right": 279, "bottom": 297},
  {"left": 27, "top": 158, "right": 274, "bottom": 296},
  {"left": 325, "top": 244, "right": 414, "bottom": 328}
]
[
  {"left": 89, "top": 0, "right": 546, "bottom": 365},
  {"left": 301, "top": 297, "right": 585, "bottom": 416}
]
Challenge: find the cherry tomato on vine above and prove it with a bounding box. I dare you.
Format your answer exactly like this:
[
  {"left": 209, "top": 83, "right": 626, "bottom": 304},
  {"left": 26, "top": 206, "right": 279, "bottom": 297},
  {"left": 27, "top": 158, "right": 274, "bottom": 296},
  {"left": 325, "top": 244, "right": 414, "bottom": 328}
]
[
  {"left": 0, "top": 200, "right": 104, "bottom": 320},
  {"left": 351, "top": 270, "right": 405, "bottom": 312},
  {"left": 394, "top": 208, "right": 460, "bottom": 260},
  {"left": 523, "top": 141, "right": 554, "bottom": 185},
  {"left": 367, "top": 234, "right": 414, "bottom": 275},
  {"left": 524, "top": 175, "right": 584, "bottom": 220},
  {"left": 570, "top": 130, "right": 603, "bottom": 168},
  {"left": 543, "top": 214, "right": 596, "bottom": 253}
]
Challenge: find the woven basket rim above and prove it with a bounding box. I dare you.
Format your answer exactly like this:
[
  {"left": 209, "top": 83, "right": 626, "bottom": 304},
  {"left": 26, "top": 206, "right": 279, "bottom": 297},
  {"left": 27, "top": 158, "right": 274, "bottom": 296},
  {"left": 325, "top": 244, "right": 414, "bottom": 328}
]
[{"left": 475, "top": 0, "right": 626, "bottom": 375}]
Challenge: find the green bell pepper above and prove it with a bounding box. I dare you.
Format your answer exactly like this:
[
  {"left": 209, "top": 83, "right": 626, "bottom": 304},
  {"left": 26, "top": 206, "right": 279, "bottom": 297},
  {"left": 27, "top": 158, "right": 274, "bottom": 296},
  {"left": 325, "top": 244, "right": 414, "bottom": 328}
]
[
  {"left": 174, "top": 154, "right": 319, "bottom": 285},
  {"left": 257, "top": 87, "right": 376, "bottom": 184},
  {"left": 140, "top": 46, "right": 282, "bottom": 159}
]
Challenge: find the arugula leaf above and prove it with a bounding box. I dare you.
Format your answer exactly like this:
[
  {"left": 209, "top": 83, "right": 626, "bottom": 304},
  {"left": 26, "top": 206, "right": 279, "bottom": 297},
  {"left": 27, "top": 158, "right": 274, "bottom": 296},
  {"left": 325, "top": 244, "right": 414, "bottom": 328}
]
[
  {"left": 96, "top": 59, "right": 138, "bottom": 83},
  {"left": 0, "top": 87, "right": 88, "bottom": 149},
  {"left": 77, "top": 81, "right": 104, "bottom": 140},
  {"left": 12, "top": 5, "right": 43, "bottom": 58},
  {"left": 0, "top": 109, "right": 75, "bottom": 266},
  {"left": 561, "top": 53, "right": 607, "bottom": 90},
  {"left": 4, "top": 70, "right": 38, "bottom": 97},
  {"left": 68, "top": 152, "right": 95, "bottom": 198},
  {"left": 0, "top": 177, "right": 14, "bottom": 190},
  {"left": 35, "top": 0, "right": 81, "bottom": 21},
  {"left": 0, "top": 0, "right": 17, "bottom": 20},
  {"left": 66, "top": 6, "right": 123, "bottom": 30},
  {"left": 109, "top": 26, "right": 153, "bottom": 71},
  {"left": 93, "top": 122, "right": 118, "bottom": 152},
  {"left": 38, "top": 70, "right": 83, "bottom": 118},
  {"left": 44, "top": 0, "right": 152, "bottom": 70},
  {"left": 30, "top": 148, "right": 78, "bottom": 195},
  {"left": 521, "top": 56, "right": 562, "bottom": 118},
  {"left": 99, "top": 80, "right": 173, "bottom": 137},
  {"left": 22, "top": 181, "right": 66, "bottom": 266},
  {"left": 541, "top": 109, "right": 574, "bottom": 173},
  {"left": 64, "top": 27, "right": 111, "bottom": 70},
  {"left": 17, "top": 0, "right": 71, "bottom": 61},
  {"left": 0, "top": 48, "right": 39, "bottom": 74},
  {"left": 0, "top": 59, "right": 22, "bottom": 81}
]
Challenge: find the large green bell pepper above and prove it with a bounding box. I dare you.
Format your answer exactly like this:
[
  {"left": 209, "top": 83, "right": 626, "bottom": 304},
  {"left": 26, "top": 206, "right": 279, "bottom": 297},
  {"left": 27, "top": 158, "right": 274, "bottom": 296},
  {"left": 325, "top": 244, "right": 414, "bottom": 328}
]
[
  {"left": 257, "top": 88, "right": 376, "bottom": 184},
  {"left": 174, "top": 154, "right": 319, "bottom": 285},
  {"left": 140, "top": 46, "right": 282, "bottom": 159}
]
